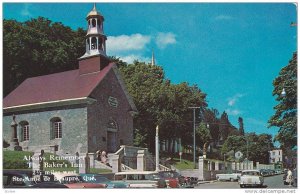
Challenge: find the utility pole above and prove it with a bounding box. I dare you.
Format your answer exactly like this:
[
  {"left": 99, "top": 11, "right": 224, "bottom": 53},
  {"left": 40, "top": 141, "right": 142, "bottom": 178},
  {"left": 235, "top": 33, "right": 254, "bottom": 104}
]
[
  {"left": 246, "top": 137, "right": 249, "bottom": 170},
  {"left": 155, "top": 125, "right": 160, "bottom": 172},
  {"left": 189, "top": 107, "right": 200, "bottom": 169}
]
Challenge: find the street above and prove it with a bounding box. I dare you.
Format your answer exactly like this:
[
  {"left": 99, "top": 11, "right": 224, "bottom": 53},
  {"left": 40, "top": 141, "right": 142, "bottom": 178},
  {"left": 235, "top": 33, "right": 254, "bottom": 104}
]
[{"left": 194, "top": 174, "right": 296, "bottom": 189}]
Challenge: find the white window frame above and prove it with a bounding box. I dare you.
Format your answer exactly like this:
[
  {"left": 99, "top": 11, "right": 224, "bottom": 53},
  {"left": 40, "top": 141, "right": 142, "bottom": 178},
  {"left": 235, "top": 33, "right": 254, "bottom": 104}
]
[
  {"left": 23, "top": 124, "right": 29, "bottom": 141},
  {"left": 54, "top": 121, "right": 62, "bottom": 139}
]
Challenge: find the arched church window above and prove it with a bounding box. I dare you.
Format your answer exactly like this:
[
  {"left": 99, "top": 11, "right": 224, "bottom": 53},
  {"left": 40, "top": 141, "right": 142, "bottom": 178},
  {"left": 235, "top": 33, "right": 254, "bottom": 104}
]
[
  {"left": 19, "top": 121, "right": 29, "bottom": 141},
  {"left": 92, "top": 19, "right": 96, "bottom": 27},
  {"left": 91, "top": 37, "right": 97, "bottom": 50},
  {"left": 50, "top": 117, "right": 62, "bottom": 139},
  {"left": 88, "top": 20, "right": 91, "bottom": 28}
]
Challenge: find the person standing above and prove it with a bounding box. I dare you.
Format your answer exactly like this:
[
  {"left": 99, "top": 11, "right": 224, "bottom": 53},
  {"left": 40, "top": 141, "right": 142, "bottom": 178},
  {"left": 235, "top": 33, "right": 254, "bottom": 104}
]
[
  {"left": 39, "top": 150, "right": 44, "bottom": 171},
  {"left": 286, "top": 169, "right": 293, "bottom": 186}
]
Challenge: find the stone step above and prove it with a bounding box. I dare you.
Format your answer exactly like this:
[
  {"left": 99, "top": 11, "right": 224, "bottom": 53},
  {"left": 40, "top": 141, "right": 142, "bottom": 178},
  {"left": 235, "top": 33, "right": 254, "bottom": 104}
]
[{"left": 94, "top": 160, "right": 113, "bottom": 170}]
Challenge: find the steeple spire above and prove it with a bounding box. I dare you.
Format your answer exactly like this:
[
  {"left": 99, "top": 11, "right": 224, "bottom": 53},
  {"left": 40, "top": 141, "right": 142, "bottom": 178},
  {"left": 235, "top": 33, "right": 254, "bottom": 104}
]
[{"left": 151, "top": 50, "right": 155, "bottom": 66}]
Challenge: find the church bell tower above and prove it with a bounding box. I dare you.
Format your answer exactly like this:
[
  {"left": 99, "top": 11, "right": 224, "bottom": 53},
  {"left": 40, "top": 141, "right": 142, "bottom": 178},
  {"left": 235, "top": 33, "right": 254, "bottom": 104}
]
[
  {"left": 79, "top": 4, "right": 110, "bottom": 74},
  {"left": 81, "top": 3, "right": 107, "bottom": 58}
]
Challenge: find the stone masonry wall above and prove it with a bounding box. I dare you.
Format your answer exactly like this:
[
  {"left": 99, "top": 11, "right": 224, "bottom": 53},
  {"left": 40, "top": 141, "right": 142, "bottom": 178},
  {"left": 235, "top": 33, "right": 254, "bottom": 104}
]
[
  {"left": 3, "top": 106, "right": 88, "bottom": 154},
  {"left": 87, "top": 67, "right": 134, "bottom": 153}
]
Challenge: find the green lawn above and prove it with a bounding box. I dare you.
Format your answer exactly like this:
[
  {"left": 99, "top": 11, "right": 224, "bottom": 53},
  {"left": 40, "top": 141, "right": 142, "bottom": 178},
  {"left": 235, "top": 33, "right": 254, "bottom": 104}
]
[
  {"left": 44, "top": 167, "right": 112, "bottom": 174},
  {"left": 172, "top": 158, "right": 196, "bottom": 170},
  {"left": 3, "top": 150, "right": 112, "bottom": 173},
  {"left": 89, "top": 168, "right": 112, "bottom": 174},
  {"left": 3, "top": 150, "right": 33, "bottom": 169}
]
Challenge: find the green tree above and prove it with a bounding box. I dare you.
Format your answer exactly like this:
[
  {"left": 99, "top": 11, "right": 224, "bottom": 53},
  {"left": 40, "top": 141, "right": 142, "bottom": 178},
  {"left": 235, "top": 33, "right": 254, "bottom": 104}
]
[
  {"left": 119, "top": 61, "right": 207, "bottom": 153},
  {"left": 3, "top": 18, "right": 85, "bottom": 96},
  {"left": 268, "top": 52, "right": 297, "bottom": 151},
  {"left": 221, "top": 135, "right": 246, "bottom": 157},
  {"left": 219, "top": 111, "right": 239, "bottom": 142},
  {"left": 242, "top": 133, "right": 274, "bottom": 164},
  {"left": 203, "top": 108, "right": 220, "bottom": 145},
  {"left": 238, "top": 117, "right": 245, "bottom": 136},
  {"left": 196, "top": 122, "right": 211, "bottom": 155}
]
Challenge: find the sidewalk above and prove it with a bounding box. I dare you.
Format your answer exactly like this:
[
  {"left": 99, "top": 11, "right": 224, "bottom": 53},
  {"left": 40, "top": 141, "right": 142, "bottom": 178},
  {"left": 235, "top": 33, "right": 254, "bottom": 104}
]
[{"left": 197, "top": 180, "right": 217, "bottom": 184}]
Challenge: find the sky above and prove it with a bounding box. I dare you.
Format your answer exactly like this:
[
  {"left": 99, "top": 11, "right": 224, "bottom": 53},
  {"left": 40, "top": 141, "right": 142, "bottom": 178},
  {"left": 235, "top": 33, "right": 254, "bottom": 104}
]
[{"left": 2, "top": 2, "right": 297, "bottom": 146}]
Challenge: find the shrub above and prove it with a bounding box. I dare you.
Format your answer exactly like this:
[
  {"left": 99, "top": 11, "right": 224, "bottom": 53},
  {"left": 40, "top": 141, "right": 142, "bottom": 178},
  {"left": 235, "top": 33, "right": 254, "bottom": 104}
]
[
  {"left": 3, "top": 140, "right": 10, "bottom": 148},
  {"left": 3, "top": 150, "right": 33, "bottom": 169}
]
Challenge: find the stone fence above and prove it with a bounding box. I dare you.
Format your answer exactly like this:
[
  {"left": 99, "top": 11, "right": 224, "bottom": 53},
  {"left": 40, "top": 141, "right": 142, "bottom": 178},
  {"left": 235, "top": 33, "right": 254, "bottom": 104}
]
[{"left": 198, "top": 157, "right": 255, "bottom": 181}]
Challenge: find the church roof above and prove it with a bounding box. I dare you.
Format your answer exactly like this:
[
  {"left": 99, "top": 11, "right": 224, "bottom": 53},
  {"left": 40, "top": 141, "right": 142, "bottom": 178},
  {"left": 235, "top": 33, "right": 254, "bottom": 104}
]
[{"left": 3, "top": 62, "right": 114, "bottom": 109}]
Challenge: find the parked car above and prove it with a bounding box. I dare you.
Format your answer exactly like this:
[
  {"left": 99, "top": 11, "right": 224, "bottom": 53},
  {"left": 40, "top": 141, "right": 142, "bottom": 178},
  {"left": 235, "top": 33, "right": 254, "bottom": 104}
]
[
  {"left": 3, "top": 170, "right": 36, "bottom": 188},
  {"left": 31, "top": 182, "right": 69, "bottom": 188},
  {"left": 53, "top": 173, "right": 107, "bottom": 188},
  {"left": 3, "top": 170, "right": 67, "bottom": 188},
  {"left": 114, "top": 171, "right": 167, "bottom": 188},
  {"left": 158, "top": 171, "right": 183, "bottom": 188},
  {"left": 275, "top": 169, "right": 283, "bottom": 175},
  {"left": 80, "top": 173, "right": 129, "bottom": 188},
  {"left": 239, "top": 170, "right": 264, "bottom": 188},
  {"left": 216, "top": 173, "right": 241, "bottom": 182},
  {"left": 259, "top": 169, "right": 270, "bottom": 177},
  {"left": 267, "top": 169, "right": 275, "bottom": 176}
]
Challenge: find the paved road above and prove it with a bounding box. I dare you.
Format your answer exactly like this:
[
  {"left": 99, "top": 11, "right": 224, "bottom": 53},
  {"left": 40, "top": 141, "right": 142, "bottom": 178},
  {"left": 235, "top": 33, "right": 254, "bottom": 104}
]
[{"left": 194, "top": 174, "right": 296, "bottom": 189}]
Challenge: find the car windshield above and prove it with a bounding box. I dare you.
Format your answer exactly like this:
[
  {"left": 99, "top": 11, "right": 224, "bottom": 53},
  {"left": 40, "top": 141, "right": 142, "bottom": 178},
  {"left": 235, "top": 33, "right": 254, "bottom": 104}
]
[
  {"left": 60, "top": 176, "right": 85, "bottom": 184},
  {"left": 159, "top": 172, "right": 179, "bottom": 178},
  {"left": 94, "top": 176, "right": 110, "bottom": 183},
  {"left": 242, "top": 171, "right": 260, "bottom": 176},
  {"left": 81, "top": 174, "right": 109, "bottom": 183}
]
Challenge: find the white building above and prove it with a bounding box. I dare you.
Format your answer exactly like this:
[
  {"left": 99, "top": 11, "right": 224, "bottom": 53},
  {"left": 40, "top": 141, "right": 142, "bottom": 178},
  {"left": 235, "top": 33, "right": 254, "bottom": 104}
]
[{"left": 269, "top": 149, "right": 283, "bottom": 164}]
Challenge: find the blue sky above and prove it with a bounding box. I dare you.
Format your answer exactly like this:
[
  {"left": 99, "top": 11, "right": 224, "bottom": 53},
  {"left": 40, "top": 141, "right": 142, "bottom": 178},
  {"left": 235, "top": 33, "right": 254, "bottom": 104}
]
[{"left": 3, "top": 3, "right": 297, "bottom": 145}]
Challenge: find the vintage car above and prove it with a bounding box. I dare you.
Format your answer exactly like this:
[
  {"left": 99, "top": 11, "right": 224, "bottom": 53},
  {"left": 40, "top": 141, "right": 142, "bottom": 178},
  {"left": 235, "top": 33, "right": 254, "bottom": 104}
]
[
  {"left": 239, "top": 170, "right": 264, "bottom": 188},
  {"left": 114, "top": 171, "right": 167, "bottom": 188},
  {"left": 3, "top": 170, "right": 68, "bottom": 188},
  {"left": 53, "top": 173, "right": 107, "bottom": 188},
  {"left": 3, "top": 170, "right": 36, "bottom": 188},
  {"left": 158, "top": 171, "right": 182, "bottom": 188},
  {"left": 31, "top": 182, "right": 69, "bottom": 188},
  {"left": 216, "top": 172, "right": 241, "bottom": 182},
  {"left": 80, "top": 173, "right": 129, "bottom": 188}
]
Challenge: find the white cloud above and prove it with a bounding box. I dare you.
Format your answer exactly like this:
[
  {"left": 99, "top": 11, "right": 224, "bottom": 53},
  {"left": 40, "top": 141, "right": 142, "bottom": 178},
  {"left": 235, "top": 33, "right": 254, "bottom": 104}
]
[
  {"left": 106, "top": 32, "right": 176, "bottom": 63},
  {"left": 21, "top": 4, "right": 32, "bottom": 17},
  {"left": 226, "top": 109, "right": 241, "bottom": 116},
  {"left": 118, "top": 54, "right": 151, "bottom": 64},
  {"left": 155, "top": 32, "right": 177, "bottom": 49},
  {"left": 215, "top": 15, "right": 233, "bottom": 21},
  {"left": 227, "top": 93, "right": 245, "bottom": 106},
  {"left": 106, "top": 34, "right": 151, "bottom": 54}
]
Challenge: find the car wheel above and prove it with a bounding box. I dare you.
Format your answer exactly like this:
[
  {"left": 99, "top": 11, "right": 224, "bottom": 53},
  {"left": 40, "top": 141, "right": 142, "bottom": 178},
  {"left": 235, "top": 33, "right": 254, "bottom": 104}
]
[
  {"left": 240, "top": 184, "right": 244, "bottom": 188},
  {"left": 230, "top": 178, "right": 234, "bottom": 182}
]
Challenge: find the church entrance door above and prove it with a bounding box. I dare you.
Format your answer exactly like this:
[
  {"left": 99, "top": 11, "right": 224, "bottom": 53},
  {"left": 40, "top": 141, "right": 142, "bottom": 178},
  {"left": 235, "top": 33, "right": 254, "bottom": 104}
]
[{"left": 107, "top": 131, "right": 117, "bottom": 153}]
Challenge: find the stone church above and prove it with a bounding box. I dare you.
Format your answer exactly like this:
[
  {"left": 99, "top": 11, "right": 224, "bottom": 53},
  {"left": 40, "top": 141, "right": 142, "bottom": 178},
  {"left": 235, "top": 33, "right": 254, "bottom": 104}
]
[{"left": 3, "top": 4, "right": 137, "bottom": 155}]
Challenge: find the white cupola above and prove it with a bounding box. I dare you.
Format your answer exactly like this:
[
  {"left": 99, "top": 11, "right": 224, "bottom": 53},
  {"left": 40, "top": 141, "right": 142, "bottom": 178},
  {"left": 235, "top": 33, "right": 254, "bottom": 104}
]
[{"left": 80, "top": 3, "right": 107, "bottom": 59}]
